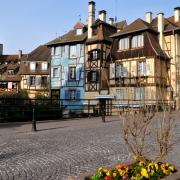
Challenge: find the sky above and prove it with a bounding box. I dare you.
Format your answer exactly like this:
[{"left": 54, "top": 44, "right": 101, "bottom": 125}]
[{"left": 0, "top": 0, "right": 179, "bottom": 54}]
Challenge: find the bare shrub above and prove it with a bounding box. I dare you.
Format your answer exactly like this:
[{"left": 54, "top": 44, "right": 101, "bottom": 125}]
[{"left": 119, "top": 106, "right": 175, "bottom": 163}]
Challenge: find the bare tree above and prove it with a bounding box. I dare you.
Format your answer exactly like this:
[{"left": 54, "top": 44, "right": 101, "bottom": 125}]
[{"left": 119, "top": 106, "right": 175, "bottom": 163}]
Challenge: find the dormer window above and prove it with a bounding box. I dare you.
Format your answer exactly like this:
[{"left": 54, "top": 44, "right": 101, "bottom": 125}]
[
  {"left": 42, "top": 62, "right": 48, "bottom": 71},
  {"left": 76, "top": 29, "right": 83, "bottom": 35},
  {"left": 132, "top": 35, "right": 144, "bottom": 48},
  {"left": 119, "top": 38, "right": 129, "bottom": 50},
  {"left": 8, "top": 69, "right": 15, "bottom": 75},
  {"left": 30, "top": 62, "right": 36, "bottom": 71}
]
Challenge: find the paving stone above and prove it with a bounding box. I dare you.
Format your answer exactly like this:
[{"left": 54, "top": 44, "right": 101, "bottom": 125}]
[{"left": 0, "top": 115, "right": 179, "bottom": 180}]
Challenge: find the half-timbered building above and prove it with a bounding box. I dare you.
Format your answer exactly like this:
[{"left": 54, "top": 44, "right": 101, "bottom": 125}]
[{"left": 20, "top": 45, "right": 50, "bottom": 98}]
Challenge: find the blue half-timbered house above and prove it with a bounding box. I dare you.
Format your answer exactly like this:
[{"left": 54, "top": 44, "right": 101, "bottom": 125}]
[{"left": 47, "top": 22, "right": 87, "bottom": 112}]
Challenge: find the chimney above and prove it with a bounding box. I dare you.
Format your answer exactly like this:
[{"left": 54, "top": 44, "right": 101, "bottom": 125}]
[
  {"left": 88, "top": 1, "right": 95, "bottom": 39},
  {"left": 146, "top": 12, "right": 152, "bottom": 23},
  {"left": 108, "top": 18, "right": 114, "bottom": 25},
  {"left": 157, "top": 12, "right": 164, "bottom": 50},
  {"left": 0, "top": 44, "right": 3, "bottom": 55},
  {"left": 99, "top": 10, "right": 106, "bottom": 22},
  {"left": 18, "top": 50, "right": 22, "bottom": 59},
  {"left": 174, "top": 7, "right": 180, "bottom": 22}
]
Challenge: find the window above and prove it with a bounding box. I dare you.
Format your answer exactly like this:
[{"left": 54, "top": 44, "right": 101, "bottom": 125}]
[
  {"left": 116, "top": 64, "right": 125, "bottom": 77},
  {"left": 8, "top": 70, "right": 15, "bottom": 75},
  {"left": 138, "top": 61, "right": 146, "bottom": 76},
  {"left": 54, "top": 46, "right": 61, "bottom": 56},
  {"left": 77, "top": 29, "right": 83, "bottom": 35},
  {"left": 30, "top": 76, "right": 36, "bottom": 86},
  {"left": 89, "top": 49, "right": 100, "bottom": 60},
  {"left": 53, "top": 68, "right": 58, "bottom": 77},
  {"left": 69, "top": 66, "right": 76, "bottom": 80},
  {"left": 119, "top": 38, "right": 129, "bottom": 50},
  {"left": 41, "top": 77, "right": 47, "bottom": 87},
  {"left": 42, "top": 62, "right": 48, "bottom": 71},
  {"left": 70, "top": 45, "right": 77, "bottom": 58},
  {"left": 30, "top": 62, "right": 36, "bottom": 71},
  {"left": 134, "top": 87, "right": 144, "bottom": 101},
  {"left": 132, "top": 35, "right": 144, "bottom": 48},
  {"left": 69, "top": 90, "right": 76, "bottom": 100},
  {"left": 87, "top": 71, "right": 99, "bottom": 82},
  {"left": 116, "top": 89, "right": 124, "bottom": 100}
]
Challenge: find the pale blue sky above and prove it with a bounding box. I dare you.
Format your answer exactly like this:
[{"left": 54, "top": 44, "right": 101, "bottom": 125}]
[{"left": 0, "top": 0, "right": 179, "bottom": 54}]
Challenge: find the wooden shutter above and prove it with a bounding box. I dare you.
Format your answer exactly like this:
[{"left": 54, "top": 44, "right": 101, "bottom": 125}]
[
  {"left": 76, "top": 65, "right": 82, "bottom": 81},
  {"left": 64, "top": 67, "right": 68, "bottom": 81},
  {"left": 110, "top": 63, "right": 115, "bottom": 79},
  {"left": 65, "top": 90, "right": 69, "bottom": 100},
  {"left": 65, "top": 45, "right": 69, "bottom": 58},
  {"left": 96, "top": 71, "right": 99, "bottom": 81},
  {"left": 76, "top": 89, "right": 81, "bottom": 100},
  {"left": 87, "top": 71, "right": 91, "bottom": 82}
]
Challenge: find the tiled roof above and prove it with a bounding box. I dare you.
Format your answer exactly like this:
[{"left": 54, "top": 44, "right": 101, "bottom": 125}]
[
  {"left": 114, "top": 20, "right": 127, "bottom": 30},
  {"left": 74, "top": 21, "right": 84, "bottom": 29},
  {"left": 111, "top": 18, "right": 157, "bottom": 37},
  {"left": 151, "top": 16, "right": 180, "bottom": 32},
  {"left": 20, "top": 45, "right": 50, "bottom": 62},
  {"left": 20, "top": 45, "right": 50, "bottom": 75},
  {"left": 0, "top": 54, "right": 23, "bottom": 82},
  {"left": 47, "top": 29, "right": 87, "bottom": 46}
]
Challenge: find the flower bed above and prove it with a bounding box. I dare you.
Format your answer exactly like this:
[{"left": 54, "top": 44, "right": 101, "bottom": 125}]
[{"left": 90, "top": 161, "right": 176, "bottom": 180}]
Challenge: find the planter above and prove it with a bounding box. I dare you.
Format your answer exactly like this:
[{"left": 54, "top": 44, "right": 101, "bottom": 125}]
[{"left": 67, "top": 167, "right": 180, "bottom": 180}]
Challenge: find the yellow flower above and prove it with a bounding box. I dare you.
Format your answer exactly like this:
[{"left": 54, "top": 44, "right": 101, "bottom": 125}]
[
  {"left": 155, "top": 163, "right": 158, "bottom": 171},
  {"left": 106, "top": 170, "right": 111, "bottom": 176},
  {"left": 98, "top": 167, "right": 103, "bottom": 173},
  {"left": 169, "top": 166, "right": 175, "bottom": 171},
  {"left": 141, "top": 168, "right": 149, "bottom": 178},
  {"left": 113, "top": 172, "right": 117, "bottom": 177}
]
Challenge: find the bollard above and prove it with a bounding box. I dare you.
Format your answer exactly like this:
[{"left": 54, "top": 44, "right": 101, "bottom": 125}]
[{"left": 32, "top": 108, "right": 37, "bottom": 131}]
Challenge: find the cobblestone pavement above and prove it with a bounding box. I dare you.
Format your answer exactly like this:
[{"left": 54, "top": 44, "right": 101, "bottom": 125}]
[{"left": 0, "top": 114, "right": 179, "bottom": 180}]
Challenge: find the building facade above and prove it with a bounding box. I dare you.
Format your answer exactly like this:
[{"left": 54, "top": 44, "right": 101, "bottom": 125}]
[
  {"left": 20, "top": 45, "right": 50, "bottom": 98},
  {"left": 85, "top": 1, "right": 125, "bottom": 100},
  {"left": 109, "top": 12, "right": 180, "bottom": 108},
  {"left": 0, "top": 44, "right": 23, "bottom": 95},
  {"left": 47, "top": 22, "right": 87, "bottom": 112}
]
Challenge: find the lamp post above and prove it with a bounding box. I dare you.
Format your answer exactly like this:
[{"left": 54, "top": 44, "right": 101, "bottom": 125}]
[{"left": 32, "top": 107, "right": 37, "bottom": 131}]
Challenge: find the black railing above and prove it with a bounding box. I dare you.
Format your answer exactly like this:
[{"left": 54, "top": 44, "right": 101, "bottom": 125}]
[{"left": 0, "top": 98, "right": 175, "bottom": 122}]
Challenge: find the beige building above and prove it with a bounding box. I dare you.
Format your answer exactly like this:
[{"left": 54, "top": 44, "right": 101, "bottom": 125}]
[
  {"left": 20, "top": 45, "right": 50, "bottom": 98},
  {"left": 109, "top": 7, "right": 180, "bottom": 109},
  {"left": 109, "top": 18, "right": 170, "bottom": 108}
]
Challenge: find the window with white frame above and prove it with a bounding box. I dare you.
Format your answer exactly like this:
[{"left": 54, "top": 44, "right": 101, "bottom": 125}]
[
  {"left": 132, "top": 35, "right": 144, "bottom": 48},
  {"left": 30, "top": 76, "right": 36, "bottom": 86},
  {"left": 77, "top": 29, "right": 83, "bottom": 35},
  {"left": 134, "top": 87, "right": 144, "bottom": 101},
  {"left": 54, "top": 46, "right": 61, "bottom": 56},
  {"left": 119, "top": 38, "right": 129, "bottom": 50},
  {"left": 41, "top": 62, "right": 48, "bottom": 71},
  {"left": 30, "top": 62, "right": 36, "bottom": 71},
  {"left": 116, "top": 89, "right": 124, "bottom": 100},
  {"left": 116, "top": 64, "right": 124, "bottom": 77},
  {"left": 138, "top": 61, "right": 146, "bottom": 76},
  {"left": 70, "top": 45, "right": 77, "bottom": 58},
  {"left": 53, "top": 68, "right": 58, "bottom": 77}
]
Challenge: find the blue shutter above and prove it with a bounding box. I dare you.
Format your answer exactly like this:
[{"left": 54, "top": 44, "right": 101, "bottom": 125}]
[
  {"left": 76, "top": 44, "right": 80, "bottom": 57},
  {"left": 64, "top": 67, "right": 68, "bottom": 81},
  {"left": 76, "top": 89, "right": 81, "bottom": 100},
  {"left": 65, "top": 90, "right": 69, "bottom": 100},
  {"left": 65, "top": 45, "right": 69, "bottom": 58},
  {"left": 76, "top": 65, "right": 82, "bottom": 81}
]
